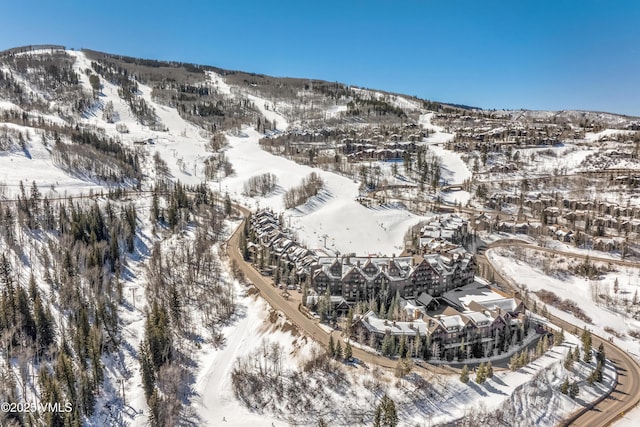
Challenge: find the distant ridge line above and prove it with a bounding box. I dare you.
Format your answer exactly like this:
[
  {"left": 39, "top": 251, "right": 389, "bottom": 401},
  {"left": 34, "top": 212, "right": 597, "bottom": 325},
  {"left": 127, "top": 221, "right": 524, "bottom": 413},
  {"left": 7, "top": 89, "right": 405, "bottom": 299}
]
[{"left": 0, "top": 44, "right": 66, "bottom": 57}]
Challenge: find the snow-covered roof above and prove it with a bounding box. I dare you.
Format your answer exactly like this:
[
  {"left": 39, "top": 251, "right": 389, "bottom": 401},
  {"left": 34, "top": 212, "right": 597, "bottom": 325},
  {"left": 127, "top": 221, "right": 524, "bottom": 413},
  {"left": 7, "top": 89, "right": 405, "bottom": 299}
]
[
  {"left": 442, "top": 282, "right": 513, "bottom": 311},
  {"left": 463, "top": 311, "right": 492, "bottom": 326},
  {"left": 439, "top": 315, "right": 465, "bottom": 331}
]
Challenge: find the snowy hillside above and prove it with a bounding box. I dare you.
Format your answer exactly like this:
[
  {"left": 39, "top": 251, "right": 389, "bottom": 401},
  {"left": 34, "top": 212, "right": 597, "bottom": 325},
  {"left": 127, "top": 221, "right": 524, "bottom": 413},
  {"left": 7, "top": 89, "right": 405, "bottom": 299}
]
[{"left": 0, "top": 46, "right": 638, "bottom": 426}]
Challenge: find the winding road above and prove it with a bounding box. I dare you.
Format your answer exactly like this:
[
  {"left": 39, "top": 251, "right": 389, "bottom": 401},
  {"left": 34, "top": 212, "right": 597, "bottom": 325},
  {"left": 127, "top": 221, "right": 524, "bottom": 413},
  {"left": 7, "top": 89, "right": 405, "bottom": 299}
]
[
  {"left": 478, "top": 245, "right": 640, "bottom": 426},
  {"left": 228, "top": 201, "right": 640, "bottom": 426},
  {"left": 227, "top": 204, "right": 453, "bottom": 376}
]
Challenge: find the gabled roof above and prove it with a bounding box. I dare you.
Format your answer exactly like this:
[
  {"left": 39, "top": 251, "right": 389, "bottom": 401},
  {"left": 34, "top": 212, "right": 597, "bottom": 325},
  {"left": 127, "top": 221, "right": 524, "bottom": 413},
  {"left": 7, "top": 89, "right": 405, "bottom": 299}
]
[
  {"left": 463, "top": 311, "right": 492, "bottom": 327},
  {"left": 416, "top": 292, "right": 435, "bottom": 307},
  {"left": 439, "top": 314, "right": 465, "bottom": 331}
]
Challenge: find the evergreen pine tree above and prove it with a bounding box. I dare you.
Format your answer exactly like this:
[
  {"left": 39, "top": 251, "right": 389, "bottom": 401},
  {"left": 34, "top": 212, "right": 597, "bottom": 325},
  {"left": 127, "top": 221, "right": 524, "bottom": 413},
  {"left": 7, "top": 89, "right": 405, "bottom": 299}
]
[
  {"left": 335, "top": 341, "right": 343, "bottom": 360},
  {"left": 381, "top": 330, "right": 394, "bottom": 357},
  {"left": 373, "top": 403, "right": 383, "bottom": 427},
  {"left": 328, "top": 335, "right": 335, "bottom": 358},
  {"left": 28, "top": 272, "right": 37, "bottom": 301},
  {"left": 569, "top": 381, "right": 579, "bottom": 399},
  {"left": 596, "top": 343, "right": 605, "bottom": 364},
  {"left": 582, "top": 328, "right": 592, "bottom": 363},
  {"left": 476, "top": 362, "right": 486, "bottom": 384},
  {"left": 379, "top": 300, "right": 387, "bottom": 320},
  {"left": 151, "top": 189, "right": 160, "bottom": 221},
  {"left": 224, "top": 192, "right": 232, "bottom": 216},
  {"left": 34, "top": 294, "right": 55, "bottom": 356},
  {"left": 564, "top": 348, "right": 574, "bottom": 370},
  {"left": 486, "top": 361, "right": 494, "bottom": 378},
  {"left": 383, "top": 394, "right": 398, "bottom": 427},
  {"left": 595, "top": 361, "right": 604, "bottom": 382},
  {"left": 140, "top": 342, "right": 156, "bottom": 400},
  {"left": 414, "top": 330, "right": 422, "bottom": 358},
  {"left": 460, "top": 365, "right": 470, "bottom": 383},
  {"left": 15, "top": 285, "right": 36, "bottom": 342},
  {"left": 560, "top": 377, "right": 570, "bottom": 394},
  {"left": 345, "top": 307, "right": 354, "bottom": 337},
  {"left": 374, "top": 394, "right": 398, "bottom": 427},
  {"left": 398, "top": 335, "right": 407, "bottom": 359},
  {"left": 344, "top": 341, "right": 353, "bottom": 361}
]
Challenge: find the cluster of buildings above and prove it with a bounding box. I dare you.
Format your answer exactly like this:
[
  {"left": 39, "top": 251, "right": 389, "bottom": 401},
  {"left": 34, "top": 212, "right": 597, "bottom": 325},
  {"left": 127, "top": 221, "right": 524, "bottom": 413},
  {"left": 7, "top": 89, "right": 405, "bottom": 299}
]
[
  {"left": 309, "top": 250, "right": 475, "bottom": 303},
  {"left": 343, "top": 140, "right": 418, "bottom": 162},
  {"left": 250, "top": 210, "right": 317, "bottom": 277},
  {"left": 475, "top": 193, "right": 640, "bottom": 254},
  {"left": 352, "top": 282, "right": 527, "bottom": 361},
  {"left": 417, "top": 214, "right": 469, "bottom": 246},
  {"left": 249, "top": 210, "right": 532, "bottom": 362},
  {"left": 250, "top": 210, "right": 476, "bottom": 304},
  {"left": 438, "top": 114, "right": 567, "bottom": 150},
  {"left": 487, "top": 193, "right": 640, "bottom": 219}
]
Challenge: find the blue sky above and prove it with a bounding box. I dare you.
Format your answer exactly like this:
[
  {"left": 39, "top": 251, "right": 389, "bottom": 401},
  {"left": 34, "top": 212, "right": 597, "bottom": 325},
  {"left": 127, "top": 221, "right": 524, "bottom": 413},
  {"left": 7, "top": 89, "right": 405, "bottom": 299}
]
[{"left": 1, "top": 1, "right": 639, "bottom": 116}]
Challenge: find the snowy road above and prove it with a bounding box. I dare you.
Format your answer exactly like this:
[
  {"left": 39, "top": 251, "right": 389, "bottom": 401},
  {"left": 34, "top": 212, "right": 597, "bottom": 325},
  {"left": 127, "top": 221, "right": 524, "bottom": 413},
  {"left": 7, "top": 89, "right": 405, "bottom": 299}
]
[{"left": 479, "top": 244, "right": 640, "bottom": 426}]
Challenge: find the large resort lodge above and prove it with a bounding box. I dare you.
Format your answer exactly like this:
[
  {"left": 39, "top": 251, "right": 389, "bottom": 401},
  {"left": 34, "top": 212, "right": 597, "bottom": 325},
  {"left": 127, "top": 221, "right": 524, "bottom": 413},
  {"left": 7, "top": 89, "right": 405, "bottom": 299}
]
[
  {"left": 309, "top": 251, "right": 475, "bottom": 302},
  {"left": 251, "top": 209, "right": 527, "bottom": 360},
  {"left": 352, "top": 283, "right": 527, "bottom": 361}
]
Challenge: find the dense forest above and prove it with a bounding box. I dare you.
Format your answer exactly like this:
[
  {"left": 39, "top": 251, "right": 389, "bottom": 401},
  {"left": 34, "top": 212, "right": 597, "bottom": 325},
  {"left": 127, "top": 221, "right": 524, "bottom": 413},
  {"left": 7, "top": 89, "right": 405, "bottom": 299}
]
[{"left": 0, "top": 179, "right": 234, "bottom": 426}]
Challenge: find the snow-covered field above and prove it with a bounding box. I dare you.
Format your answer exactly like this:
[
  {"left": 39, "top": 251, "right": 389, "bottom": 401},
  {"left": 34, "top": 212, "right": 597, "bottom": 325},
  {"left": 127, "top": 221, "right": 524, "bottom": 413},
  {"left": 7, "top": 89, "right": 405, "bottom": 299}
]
[
  {"left": 219, "top": 95, "right": 431, "bottom": 256},
  {"left": 0, "top": 121, "right": 107, "bottom": 197},
  {"left": 193, "top": 283, "right": 317, "bottom": 427},
  {"left": 417, "top": 113, "right": 471, "bottom": 205},
  {"left": 420, "top": 112, "right": 454, "bottom": 144},
  {"left": 488, "top": 248, "right": 640, "bottom": 358},
  {"left": 222, "top": 128, "right": 426, "bottom": 256}
]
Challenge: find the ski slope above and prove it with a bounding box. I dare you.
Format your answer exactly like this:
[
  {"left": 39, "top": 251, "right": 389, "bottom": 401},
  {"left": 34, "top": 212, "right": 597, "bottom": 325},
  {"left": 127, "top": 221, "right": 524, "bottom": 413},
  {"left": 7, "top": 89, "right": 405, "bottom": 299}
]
[
  {"left": 222, "top": 127, "right": 426, "bottom": 255},
  {"left": 0, "top": 48, "right": 632, "bottom": 426}
]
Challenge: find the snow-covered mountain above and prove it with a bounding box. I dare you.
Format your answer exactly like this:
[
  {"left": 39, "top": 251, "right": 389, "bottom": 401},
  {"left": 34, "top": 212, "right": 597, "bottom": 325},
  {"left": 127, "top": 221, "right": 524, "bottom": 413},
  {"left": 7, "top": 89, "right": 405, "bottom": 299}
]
[{"left": 0, "top": 45, "right": 636, "bottom": 426}]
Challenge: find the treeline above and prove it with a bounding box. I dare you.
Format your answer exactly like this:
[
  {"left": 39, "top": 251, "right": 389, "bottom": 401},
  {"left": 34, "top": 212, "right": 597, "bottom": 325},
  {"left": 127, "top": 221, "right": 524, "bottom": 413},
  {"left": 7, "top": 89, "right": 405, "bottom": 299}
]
[
  {"left": 0, "top": 51, "right": 90, "bottom": 116},
  {"left": 86, "top": 50, "right": 252, "bottom": 133},
  {"left": 283, "top": 172, "right": 324, "bottom": 209},
  {"left": 51, "top": 128, "right": 143, "bottom": 186},
  {"left": 90, "top": 60, "right": 161, "bottom": 128},
  {"left": 0, "top": 181, "right": 140, "bottom": 425},
  {"left": 310, "top": 81, "right": 351, "bottom": 100},
  {"left": 83, "top": 49, "right": 207, "bottom": 80},
  {"left": 347, "top": 96, "right": 407, "bottom": 119},
  {"left": 243, "top": 173, "right": 278, "bottom": 197},
  {"left": 141, "top": 181, "right": 234, "bottom": 426}
]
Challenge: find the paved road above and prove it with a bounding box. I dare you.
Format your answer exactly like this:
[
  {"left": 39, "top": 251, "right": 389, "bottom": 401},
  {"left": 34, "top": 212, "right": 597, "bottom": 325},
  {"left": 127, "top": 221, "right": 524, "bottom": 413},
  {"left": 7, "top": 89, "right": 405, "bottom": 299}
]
[
  {"left": 227, "top": 204, "right": 452, "bottom": 376},
  {"left": 479, "top": 247, "right": 640, "bottom": 426},
  {"left": 228, "top": 203, "right": 640, "bottom": 425}
]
